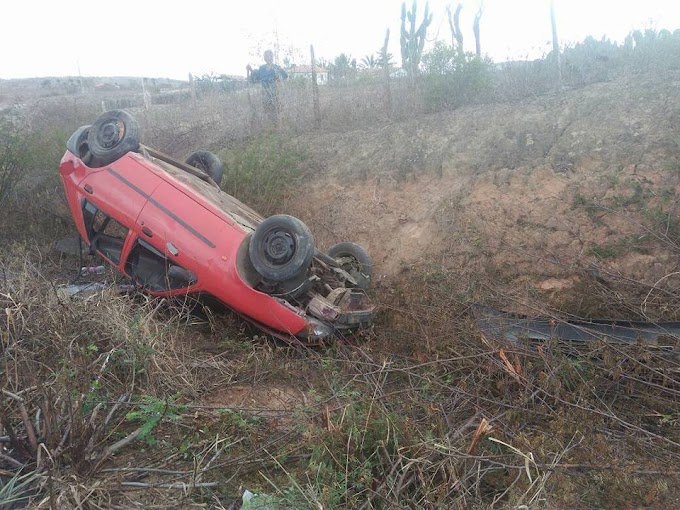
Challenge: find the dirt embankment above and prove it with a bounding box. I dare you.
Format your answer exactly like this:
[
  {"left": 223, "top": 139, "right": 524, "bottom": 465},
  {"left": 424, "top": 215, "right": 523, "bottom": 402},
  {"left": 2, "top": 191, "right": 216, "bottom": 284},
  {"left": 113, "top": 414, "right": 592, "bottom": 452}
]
[{"left": 286, "top": 73, "right": 680, "bottom": 317}]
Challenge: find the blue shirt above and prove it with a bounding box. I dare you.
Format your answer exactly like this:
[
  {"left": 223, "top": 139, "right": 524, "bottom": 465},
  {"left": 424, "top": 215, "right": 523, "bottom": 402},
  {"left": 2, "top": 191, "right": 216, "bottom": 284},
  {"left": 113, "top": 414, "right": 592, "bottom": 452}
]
[{"left": 249, "top": 64, "right": 288, "bottom": 92}]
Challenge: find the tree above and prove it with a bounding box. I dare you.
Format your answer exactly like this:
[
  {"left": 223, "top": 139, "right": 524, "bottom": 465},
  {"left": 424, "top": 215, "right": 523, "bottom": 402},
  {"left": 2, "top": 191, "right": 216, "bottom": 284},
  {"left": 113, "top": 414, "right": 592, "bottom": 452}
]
[
  {"left": 329, "top": 53, "right": 357, "bottom": 83},
  {"left": 377, "top": 51, "right": 396, "bottom": 69},
  {"left": 361, "top": 54, "right": 379, "bottom": 69},
  {"left": 473, "top": 1, "right": 484, "bottom": 57},
  {"left": 400, "top": 0, "right": 433, "bottom": 81},
  {"left": 315, "top": 57, "right": 330, "bottom": 69},
  {"left": 421, "top": 41, "right": 493, "bottom": 111},
  {"left": 447, "top": 3, "right": 464, "bottom": 52}
]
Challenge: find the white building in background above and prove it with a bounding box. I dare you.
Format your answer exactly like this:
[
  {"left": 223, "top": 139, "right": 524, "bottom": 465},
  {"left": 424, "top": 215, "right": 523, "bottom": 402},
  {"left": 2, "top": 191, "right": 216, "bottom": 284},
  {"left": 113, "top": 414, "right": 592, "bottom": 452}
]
[{"left": 288, "top": 65, "right": 329, "bottom": 85}]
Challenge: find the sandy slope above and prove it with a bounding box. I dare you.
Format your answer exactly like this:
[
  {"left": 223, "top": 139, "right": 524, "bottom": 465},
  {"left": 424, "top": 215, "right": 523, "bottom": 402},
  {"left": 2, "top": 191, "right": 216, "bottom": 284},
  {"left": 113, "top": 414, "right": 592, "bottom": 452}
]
[{"left": 286, "top": 72, "right": 680, "bottom": 317}]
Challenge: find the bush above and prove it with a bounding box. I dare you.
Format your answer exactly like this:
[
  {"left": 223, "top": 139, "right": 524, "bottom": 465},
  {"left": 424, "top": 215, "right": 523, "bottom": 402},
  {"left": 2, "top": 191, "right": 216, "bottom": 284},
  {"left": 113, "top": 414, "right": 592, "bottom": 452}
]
[
  {"left": 0, "top": 118, "right": 29, "bottom": 207},
  {"left": 218, "top": 134, "right": 307, "bottom": 216},
  {"left": 421, "top": 41, "right": 494, "bottom": 112}
]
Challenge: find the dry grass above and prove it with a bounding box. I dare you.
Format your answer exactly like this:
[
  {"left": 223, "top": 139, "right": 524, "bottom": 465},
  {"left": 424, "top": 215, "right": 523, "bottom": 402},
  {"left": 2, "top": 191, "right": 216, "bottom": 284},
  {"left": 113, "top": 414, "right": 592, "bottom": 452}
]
[
  {"left": 2, "top": 47, "right": 680, "bottom": 508},
  {"left": 2, "top": 241, "right": 678, "bottom": 508},
  {"left": 0, "top": 246, "right": 250, "bottom": 507}
]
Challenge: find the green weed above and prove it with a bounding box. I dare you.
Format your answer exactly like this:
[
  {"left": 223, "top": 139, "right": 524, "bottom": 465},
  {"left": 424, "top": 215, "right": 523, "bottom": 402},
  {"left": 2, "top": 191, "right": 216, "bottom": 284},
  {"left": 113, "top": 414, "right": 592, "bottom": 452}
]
[
  {"left": 0, "top": 471, "right": 39, "bottom": 508},
  {"left": 663, "top": 158, "right": 680, "bottom": 172},
  {"left": 125, "top": 394, "right": 186, "bottom": 445},
  {"left": 589, "top": 243, "right": 618, "bottom": 259},
  {"left": 589, "top": 235, "right": 649, "bottom": 259},
  {"left": 218, "top": 134, "right": 307, "bottom": 216},
  {"left": 301, "top": 399, "right": 408, "bottom": 508},
  {"left": 612, "top": 179, "right": 653, "bottom": 207},
  {"left": 0, "top": 119, "right": 25, "bottom": 206},
  {"left": 644, "top": 205, "right": 680, "bottom": 243}
]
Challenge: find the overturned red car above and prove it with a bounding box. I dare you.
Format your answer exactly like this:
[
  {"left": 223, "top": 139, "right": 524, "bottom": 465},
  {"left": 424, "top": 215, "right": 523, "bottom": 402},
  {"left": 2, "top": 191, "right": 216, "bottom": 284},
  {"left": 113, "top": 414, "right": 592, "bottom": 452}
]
[{"left": 59, "top": 110, "right": 375, "bottom": 342}]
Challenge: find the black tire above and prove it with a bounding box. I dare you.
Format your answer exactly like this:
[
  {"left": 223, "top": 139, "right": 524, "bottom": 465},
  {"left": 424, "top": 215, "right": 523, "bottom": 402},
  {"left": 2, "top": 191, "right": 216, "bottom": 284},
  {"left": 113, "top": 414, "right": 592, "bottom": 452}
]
[
  {"left": 249, "top": 215, "right": 314, "bottom": 282},
  {"left": 66, "top": 125, "right": 93, "bottom": 165},
  {"left": 327, "top": 242, "right": 373, "bottom": 289},
  {"left": 185, "top": 151, "right": 225, "bottom": 185},
  {"left": 87, "top": 110, "right": 140, "bottom": 165}
]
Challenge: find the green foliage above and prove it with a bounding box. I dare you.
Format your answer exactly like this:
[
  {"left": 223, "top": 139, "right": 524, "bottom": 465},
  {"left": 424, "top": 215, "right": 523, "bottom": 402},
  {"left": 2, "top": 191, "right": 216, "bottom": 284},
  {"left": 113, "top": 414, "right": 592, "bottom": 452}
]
[
  {"left": 0, "top": 105, "right": 97, "bottom": 241},
  {"left": 589, "top": 243, "right": 618, "bottom": 259},
  {"left": 360, "top": 54, "right": 378, "bottom": 70},
  {"left": 377, "top": 51, "right": 395, "bottom": 69},
  {"left": 645, "top": 205, "right": 680, "bottom": 244},
  {"left": 218, "top": 134, "right": 307, "bottom": 216},
  {"left": 195, "top": 73, "right": 244, "bottom": 94},
  {"left": 125, "top": 394, "right": 186, "bottom": 445},
  {"left": 590, "top": 235, "right": 648, "bottom": 259},
  {"left": 295, "top": 399, "right": 411, "bottom": 508},
  {"left": 0, "top": 470, "right": 38, "bottom": 507},
  {"left": 559, "top": 29, "right": 680, "bottom": 86},
  {"left": 494, "top": 29, "right": 680, "bottom": 101},
  {"left": 421, "top": 41, "right": 493, "bottom": 112},
  {"left": 328, "top": 53, "right": 358, "bottom": 84},
  {"left": 217, "top": 408, "right": 263, "bottom": 433},
  {"left": 664, "top": 158, "right": 680, "bottom": 172},
  {"left": 0, "top": 118, "right": 30, "bottom": 206},
  {"left": 0, "top": 117, "right": 71, "bottom": 236},
  {"left": 623, "top": 28, "right": 680, "bottom": 72},
  {"left": 562, "top": 36, "right": 621, "bottom": 85}
]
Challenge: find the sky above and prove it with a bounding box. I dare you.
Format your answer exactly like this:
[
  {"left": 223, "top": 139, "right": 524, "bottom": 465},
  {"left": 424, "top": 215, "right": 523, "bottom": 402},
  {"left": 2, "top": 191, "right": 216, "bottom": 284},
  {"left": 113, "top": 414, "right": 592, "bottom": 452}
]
[{"left": 1, "top": 0, "right": 678, "bottom": 80}]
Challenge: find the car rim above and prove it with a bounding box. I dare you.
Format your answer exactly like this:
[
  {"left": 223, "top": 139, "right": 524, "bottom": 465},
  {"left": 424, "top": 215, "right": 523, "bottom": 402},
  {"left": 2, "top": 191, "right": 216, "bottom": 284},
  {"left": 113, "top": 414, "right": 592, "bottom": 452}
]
[
  {"left": 337, "top": 255, "right": 359, "bottom": 272},
  {"left": 98, "top": 119, "right": 125, "bottom": 149},
  {"left": 263, "top": 230, "right": 296, "bottom": 266}
]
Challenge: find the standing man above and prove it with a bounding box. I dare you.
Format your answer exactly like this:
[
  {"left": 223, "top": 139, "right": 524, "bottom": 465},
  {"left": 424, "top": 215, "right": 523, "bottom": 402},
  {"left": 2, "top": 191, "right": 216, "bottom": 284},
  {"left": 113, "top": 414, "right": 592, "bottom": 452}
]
[{"left": 247, "top": 50, "right": 288, "bottom": 127}]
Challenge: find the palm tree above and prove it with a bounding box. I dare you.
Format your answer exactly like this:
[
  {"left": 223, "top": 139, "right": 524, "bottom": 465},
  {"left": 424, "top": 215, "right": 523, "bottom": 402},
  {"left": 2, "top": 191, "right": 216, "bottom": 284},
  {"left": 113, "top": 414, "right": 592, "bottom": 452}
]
[{"left": 361, "top": 54, "right": 378, "bottom": 69}]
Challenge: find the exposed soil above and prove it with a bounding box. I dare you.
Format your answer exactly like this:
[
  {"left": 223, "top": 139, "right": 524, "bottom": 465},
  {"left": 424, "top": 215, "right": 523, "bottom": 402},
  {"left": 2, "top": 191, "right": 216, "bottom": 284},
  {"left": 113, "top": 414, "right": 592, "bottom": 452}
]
[
  {"left": 287, "top": 72, "right": 680, "bottom": 319},
  {"left": 204, "top": 385, "right": 306, "bottom": 429}
]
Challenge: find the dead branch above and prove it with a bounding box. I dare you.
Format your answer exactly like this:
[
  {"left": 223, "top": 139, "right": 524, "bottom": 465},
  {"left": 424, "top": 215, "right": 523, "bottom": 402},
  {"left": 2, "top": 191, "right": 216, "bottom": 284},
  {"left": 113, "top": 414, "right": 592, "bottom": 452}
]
[
  {"left": 0, "top": 452, "right": 26, "bottom": 469},
  {"left": 92, "top": 425, "right": 145, "bottom": 472},
  {"left": 119, "top": 481, "right": 219, "bottom": 489}
]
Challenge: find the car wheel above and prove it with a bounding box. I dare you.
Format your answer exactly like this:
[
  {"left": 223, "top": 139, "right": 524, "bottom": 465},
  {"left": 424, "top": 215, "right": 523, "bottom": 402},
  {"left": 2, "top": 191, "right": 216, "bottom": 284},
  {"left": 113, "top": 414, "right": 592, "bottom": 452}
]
[
  {"left": 185, "top": 151, "right": 225, "bottom": 185},
  {"left": 327, "top": 242, "right": 373, "bottom": 289},
  {"left": 87, "top": 110, "right": 140, "bottom": 166},
  {"left": 66, "top": 125, "right": 93, "bottom": 165},
  {"left": 249, "top": 215, "right": 314, "bottom": 282}
]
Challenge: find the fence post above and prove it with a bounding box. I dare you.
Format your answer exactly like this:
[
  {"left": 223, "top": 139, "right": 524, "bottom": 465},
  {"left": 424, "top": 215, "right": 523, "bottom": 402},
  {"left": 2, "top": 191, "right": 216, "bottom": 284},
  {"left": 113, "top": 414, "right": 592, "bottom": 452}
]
[
  {"left": 550, "top": 0, "right": 562, "bottom": 90},
  {"left": 310, "top": 44, "right": 322, "bottom": 127},
  {"left": 381, "top": 29, "right": 392, "bottom": 117},
  {"left": 141, "top": 78, "right": 150, "bottom": 109},
  {"left": 189, "top": 73, "right": 197, "bottom": 105}
]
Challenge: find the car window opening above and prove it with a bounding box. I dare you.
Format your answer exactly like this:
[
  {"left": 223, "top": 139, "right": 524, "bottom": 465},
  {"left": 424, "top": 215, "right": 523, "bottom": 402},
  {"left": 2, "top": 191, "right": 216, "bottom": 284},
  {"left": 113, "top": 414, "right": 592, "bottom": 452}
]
[
  {"left": 82, "top": 200, "right": 129, "bottom": 264},
  {"left": 125, "top": 239, "right": 197, "bottom": 292}
]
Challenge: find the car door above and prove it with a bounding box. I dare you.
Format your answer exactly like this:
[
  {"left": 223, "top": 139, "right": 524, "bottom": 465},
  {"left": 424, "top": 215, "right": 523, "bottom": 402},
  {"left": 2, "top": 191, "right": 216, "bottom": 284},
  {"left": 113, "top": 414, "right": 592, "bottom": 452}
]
[
  {"left": 122, "top": 236, "right": 198, "bottom": 294},
  {"left": 81, "top": 200, "right": 134, "bottom": 267},
  {"left": 134, "top": 180, "right": 227, "bottom": 282},
  {"left": 77, "top": 156, "right": 164, "bottom": 265}
]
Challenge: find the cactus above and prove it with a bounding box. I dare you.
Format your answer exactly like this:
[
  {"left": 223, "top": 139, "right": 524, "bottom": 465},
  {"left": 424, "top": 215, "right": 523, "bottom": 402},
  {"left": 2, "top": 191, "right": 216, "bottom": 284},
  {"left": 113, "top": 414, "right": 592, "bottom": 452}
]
[{"left": 400, "top": 1, "right": 433, "bottom": 79}]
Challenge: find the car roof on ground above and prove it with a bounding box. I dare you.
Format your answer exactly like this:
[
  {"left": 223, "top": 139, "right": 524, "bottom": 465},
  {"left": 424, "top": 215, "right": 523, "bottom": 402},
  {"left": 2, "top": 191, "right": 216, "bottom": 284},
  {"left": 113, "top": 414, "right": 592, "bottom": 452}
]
[{"left": 140, "top": 149, "right": 264, "bottom": 230}]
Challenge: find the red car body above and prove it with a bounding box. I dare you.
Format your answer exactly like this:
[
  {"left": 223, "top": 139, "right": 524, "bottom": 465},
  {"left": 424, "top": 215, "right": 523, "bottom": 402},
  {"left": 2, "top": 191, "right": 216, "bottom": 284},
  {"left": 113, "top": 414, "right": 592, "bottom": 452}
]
[{"left": 59, "top": 120, "right": 374, "bottom": 342}]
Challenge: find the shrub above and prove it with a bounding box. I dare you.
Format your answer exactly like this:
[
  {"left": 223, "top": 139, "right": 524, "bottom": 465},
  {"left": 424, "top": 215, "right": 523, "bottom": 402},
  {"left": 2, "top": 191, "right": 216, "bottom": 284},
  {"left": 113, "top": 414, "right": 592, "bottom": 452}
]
[
  {"left": 0, "top": 118, "right": 29, "bottom": 207},
  {"left": 218, "top": 134, "right": 307, "bottom": 216},
  {"left": 421, "top": 41, "right": 493, "bottom": 112}
]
